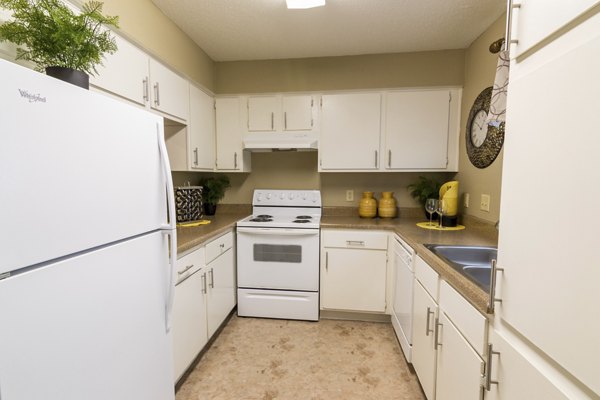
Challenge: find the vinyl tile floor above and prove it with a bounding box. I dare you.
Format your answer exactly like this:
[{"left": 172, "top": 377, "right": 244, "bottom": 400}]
[{"left": 176, "top": 315, "right": 425, "bottom": 400}]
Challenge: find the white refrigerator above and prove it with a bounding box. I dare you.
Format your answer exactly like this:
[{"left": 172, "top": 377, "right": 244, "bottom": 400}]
[{"left": 0, "top": 59, "right": 177, "bottom": 400}]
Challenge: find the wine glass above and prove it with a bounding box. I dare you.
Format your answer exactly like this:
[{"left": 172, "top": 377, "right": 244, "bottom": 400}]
[
  {"left": 425, "top": 198, "right": 438, "bottom": 226},
  {"left": 436, "top": 199, "right": 447, "bottom": 229}
]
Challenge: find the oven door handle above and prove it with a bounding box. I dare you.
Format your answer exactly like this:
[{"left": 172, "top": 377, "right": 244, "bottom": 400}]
[{"left": 237, "top": 227, "right": 320, "bottom": 236}]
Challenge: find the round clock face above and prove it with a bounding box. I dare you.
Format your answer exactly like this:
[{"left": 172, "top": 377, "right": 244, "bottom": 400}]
[
  {"left": 470, "top": 109, "right": 488, "bottom": 148},
  {"left": 466, "top": 87, "right": 505, "bottom": 169}
]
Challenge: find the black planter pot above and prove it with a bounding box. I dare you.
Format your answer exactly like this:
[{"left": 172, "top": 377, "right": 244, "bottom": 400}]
[
  {"left": 45, "top": 66, "right": 89, "bottom": 89},
  {"left": 204, "top": 203, "right": 217, "bottom": 216}
]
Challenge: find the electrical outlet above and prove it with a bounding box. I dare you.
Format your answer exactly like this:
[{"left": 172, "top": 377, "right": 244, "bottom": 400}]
[
  {"left": 480, "top": 194, "right": 491, "bottom": 212},
  {"left": 464, "top": 193, "right": 470, "bottom": 208},
  {"left": 345, "top": 190, "right": 354, "bottom": 202}
]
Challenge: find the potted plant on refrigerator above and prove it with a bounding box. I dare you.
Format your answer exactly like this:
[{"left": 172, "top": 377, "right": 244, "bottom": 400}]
[
  {"left": 407, "top": 175, "right": 442, "bottom": 220},
  {"left": 0, "top": 0, "right": 119, "bottom": 89},
  {"left": 200, "top": 175, "right": 231, "bottom": 216}
]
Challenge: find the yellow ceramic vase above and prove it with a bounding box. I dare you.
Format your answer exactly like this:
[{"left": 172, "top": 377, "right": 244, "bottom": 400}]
[
  {"left": 359, "top": 192, "right": 377, "bottom": 218},
  {"left": 378, "top": 191, "right": 397, "bottom": 218}
]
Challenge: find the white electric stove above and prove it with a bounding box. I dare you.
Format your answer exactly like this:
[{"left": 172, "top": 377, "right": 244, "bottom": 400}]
[{"left": 236, "top": 189, "right": 321, "bottom": 321}]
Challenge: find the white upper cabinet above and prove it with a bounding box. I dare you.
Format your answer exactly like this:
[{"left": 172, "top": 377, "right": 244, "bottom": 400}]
[
  {"left": 149, "top": 59, "right": 189, "bottom": 122},
  {"left": 496, "top": 9, "right": 600, "bottom": 396},
  {"left": 282, "top": 95, "right": 314, "bottom": 131},
  {"left": 247, "top": 96, "right": 280, "bottom": 131},
  {"left": 384, "top": 89, "right": 458, "bottom": 170},
  {"left": 188, "top": 85, "right": 216, "bottom": 171},
  {"left": 511, "top": 0, "right": 600, "bottom": 58},
  {"left": 246, "top": 94, "right": 315, "bottom": 132},
  {"left": 215, "top": 97, "right": 251, "bottom": 172},
  {"left": 90, "top": 34, "right": 149, "bottom": 107},
  {"left": 319, "top": 92, "right": 382, "bottom": 171}
]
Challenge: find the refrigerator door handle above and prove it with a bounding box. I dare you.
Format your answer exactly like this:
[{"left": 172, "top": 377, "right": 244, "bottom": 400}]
[
  {"left": 163, "top": 229, "right": 176, "bottom": 332},
  {"left": 157, "top": 124, "right": 176, "bottom": 230}
]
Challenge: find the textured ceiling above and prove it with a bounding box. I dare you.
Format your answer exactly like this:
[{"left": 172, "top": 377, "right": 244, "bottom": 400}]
[{"left": 151, "top": 0, "right": 506, "bottom": 62}]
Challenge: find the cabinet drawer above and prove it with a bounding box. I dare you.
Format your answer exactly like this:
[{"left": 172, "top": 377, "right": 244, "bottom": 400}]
[
  {"left": 175, "top": 247, "right": 204, "bottom": 284},
  {"left": 414, "top": 255, "right": 439, "bottom": 300},
  {"left": 205, "top": 231, "right": 234, "bottom": 264},
  {"left": 439, "top": 281, "right": 487, "bottom": 356},
  {"left": 322, "top": 230, "right": 388, "bottom": 250}
]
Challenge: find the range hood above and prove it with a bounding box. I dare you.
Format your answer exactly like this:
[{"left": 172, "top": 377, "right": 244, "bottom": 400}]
[{"left": 243, "top": 132, "right": 318, "bottom": 152}]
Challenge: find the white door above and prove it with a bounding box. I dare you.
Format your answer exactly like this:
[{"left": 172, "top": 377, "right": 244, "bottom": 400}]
[
  {"left": 215, "top": 97, "right": 243, "bottom": 170},
  {"left": 0, "top": 232, "right": 174, "bottom": 400},
  {"left": 189, "top": 85, "right": 216, "bottom": 170},
  {"left": 435, "top": 312, "right": 484, "bottom": 400},
  {"left": 412, "top": 280, "right": 438, "bottom": 400},
  {"left": 248, "top": 96, "right": 279, "bottom": 131},
  {"left": 384, "top": 90, "right": 450, "bottom": 169},
  {"left": 320, "top": 92, "right": 381, "bottom": 170},
  {"left": 206, "top": 248, "right": 236, "bottom": 337},
  {"left": 90, "top": 33, "right": 149, "bottom": 106},
  {"left": 511, "top": 0, "right": 600, "bottom": 58},
  {"left": 0, "top": 60, "right": 167, "bottom": 274},
  {"left": 321, "top": 248, "right": 387, "bottom": 312},
  {"left": 485, "top": 330, "right": 570, "bottom": 400},
  {"left": 497, "top": 17, "right": 600, "bottom": 394},
  {"left": 282, "top": 95, "right": 314, "bottom": 131},
  {"left": 172, "top": 267, "right": 208, "bottom": 382},
  {"left": 149, "top": 58, "right": 189, "bottom": 121}
]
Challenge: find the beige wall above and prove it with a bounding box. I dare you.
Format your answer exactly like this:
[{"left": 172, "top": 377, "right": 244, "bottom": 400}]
[
  {"left": 215, "top": 50, "right": 464, "bottom": 94},
  {"left": 456, "top": 15, "right": 506, "bottom": 222},
  {"left": 99, "top": 0, "right": 215, "bottom": 91}
]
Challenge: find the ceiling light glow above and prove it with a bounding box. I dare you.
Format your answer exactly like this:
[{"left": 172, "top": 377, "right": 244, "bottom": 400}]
[{"left": 286, "top": 0, "right": 325, "bottom": 9}]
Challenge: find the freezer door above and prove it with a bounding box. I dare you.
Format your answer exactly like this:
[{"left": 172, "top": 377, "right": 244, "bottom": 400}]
[
  {"left": 0, "top": 231, "right": 174, "bottom": 400},
  {"left": 0, "top": 60, "right": 169, "bottom": 274}
]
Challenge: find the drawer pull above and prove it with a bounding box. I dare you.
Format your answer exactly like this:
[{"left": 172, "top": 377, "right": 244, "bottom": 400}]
[
  {"left": 177, "top": 264, "right": 194, "bottom": 275},
  {"left": 346, "top": 240, "right": 365, "bottom": 246}
]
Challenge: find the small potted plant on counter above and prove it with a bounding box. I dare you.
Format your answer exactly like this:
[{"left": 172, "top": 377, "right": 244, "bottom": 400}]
[
  {"left": 407, "top": 175, "right": 441, "bottom": 220},
  {"left": 0, "top": 0, "right": 119, "bottom": 89},
  {"left": 200, "top": 175, "right": 231, "bottom": 216}
]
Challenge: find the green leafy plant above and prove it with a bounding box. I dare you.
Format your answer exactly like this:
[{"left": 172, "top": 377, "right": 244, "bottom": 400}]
[
  {"left": 407, "top": 176, "right": 441, "bottom": 207},
  {"left": 200, "top": 175, "right": 231, "bottom": 206},
  {"left": 0, "top": 0, "right": 119, "bottom": 75}
]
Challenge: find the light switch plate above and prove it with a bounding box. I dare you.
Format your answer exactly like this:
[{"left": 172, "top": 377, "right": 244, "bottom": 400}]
[
  {"left": 346, "top": 190, "right": 354, "bottom": 202},
  {"left": 464, "top": 193, "right": 470, "bottom": 208},
  {"left": 480, "top": 194, "right": 491, "bottom": 212}
]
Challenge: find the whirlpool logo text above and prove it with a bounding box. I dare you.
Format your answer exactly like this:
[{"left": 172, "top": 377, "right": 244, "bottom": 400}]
[{"left": 18, "top": 89, "right": 46, "bottom": 103}]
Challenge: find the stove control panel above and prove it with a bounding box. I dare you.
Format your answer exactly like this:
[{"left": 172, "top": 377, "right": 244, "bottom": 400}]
[{"left": 253, "top": 190, "right": 321, "bottom": 207}]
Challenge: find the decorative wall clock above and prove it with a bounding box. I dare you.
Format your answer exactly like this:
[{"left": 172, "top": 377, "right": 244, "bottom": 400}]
[{"left": 466, "top": 87, "right": 505, "bottom": 168}]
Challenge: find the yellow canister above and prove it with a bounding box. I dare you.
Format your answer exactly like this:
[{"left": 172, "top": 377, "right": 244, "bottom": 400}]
[
  {"left": 378, "top": 191, "right": 397, "bottom": 218},
  {"left": 359, "top": 191, "right": 377, "bottom": 218}
]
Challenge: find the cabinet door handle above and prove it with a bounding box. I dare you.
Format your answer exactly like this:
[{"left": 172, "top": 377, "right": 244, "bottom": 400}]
[
  {"left": 143, "top": 77, "right": 149, "bottom": 102},
  {"left": 284, "top": 111, "right": 287, "bottom": 130},
  {"left": 234, "top": 152, "right": 238, "bottom": 169},
  {"left": 193, "top": 148, "right": 198, "bottom": 166},
  {"left": 153, "top": 82, "right": 160, "bottom": 106},
  {"left": 484, "top": 343, "right": 500, "bottom": 391},
  {"left": 177, "top": 264, "right": 194, "bottom": 275},
  {"left": 346, "top": 240, "right": 365, "bottom": 247},
  {"left": 375, "top": 150, "right": 378, "bottom": 168},
  {"left": 388, "top": 149, "right": 392, "bottom": 168},
  {"left": 425, "top": 307, "right": 434, "bottom": 336},
  {"left": 208, "top": 268, "right": 214, "bottom": 288},
  {"left": 434, "top": 318, "right": 443, "bottom": 350},
  {"left": 505, "top": 0, "right": 521, "bottom": 49},
  {"left": 487, "top": 259, "right": 504, "bottom": 314},
  {"left": 271, "top": 112, "right": 274, "bottom": 130},
  {"left": 325, "top": 251, "right": 329, "bottom": 271},
  {"left": 201, "top": 272, "right": 207, "bottom": 294}
]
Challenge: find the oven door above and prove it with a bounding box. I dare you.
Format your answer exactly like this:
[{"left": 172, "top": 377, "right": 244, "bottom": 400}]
[{"left": 237, "top": 227, "right": 319, "bottom": 291}]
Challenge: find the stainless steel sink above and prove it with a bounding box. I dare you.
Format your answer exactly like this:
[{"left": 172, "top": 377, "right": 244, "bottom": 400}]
[{"left": 424, "top": 244, "right": 497, "bottom": 292}]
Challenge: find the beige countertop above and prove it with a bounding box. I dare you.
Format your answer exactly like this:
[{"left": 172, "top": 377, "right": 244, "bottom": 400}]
[
  {"left": 176, "top": 208, "right": 498, "bottom": 316},
  {"left": 321, "top": 215, "right": 498, "bottom": 315}
]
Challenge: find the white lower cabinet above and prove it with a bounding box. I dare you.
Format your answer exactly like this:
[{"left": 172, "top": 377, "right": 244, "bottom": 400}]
[
  {"left": 484, "top": 330, "right": 571, "bottom": 400},
  {"left": 172, "top": 248, "right": 208, "bottom": 382},
  {"left": 412, "top": 279, "right": 439, "bottom": 400},
  {"left": 320, "top": 230, "right": 387, "bottom": 313},
  {"left": 172, "top": 231, "right": 236, "bottom": 383}
]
